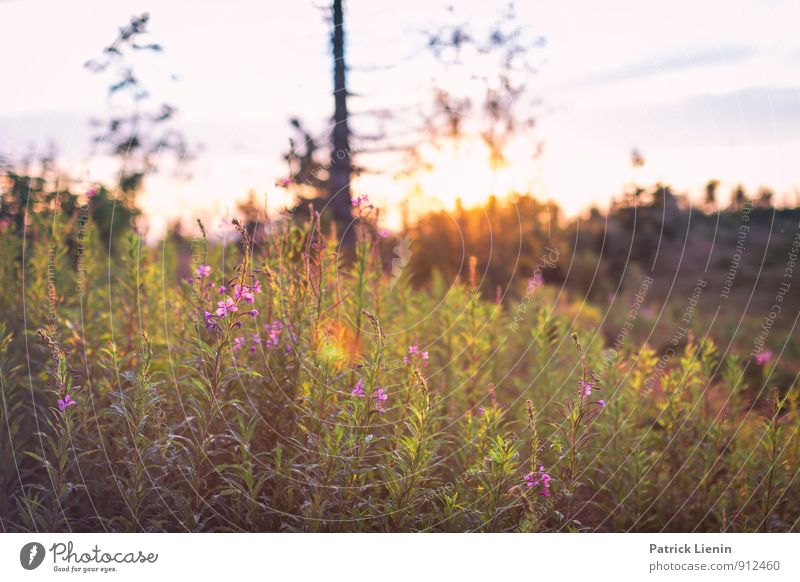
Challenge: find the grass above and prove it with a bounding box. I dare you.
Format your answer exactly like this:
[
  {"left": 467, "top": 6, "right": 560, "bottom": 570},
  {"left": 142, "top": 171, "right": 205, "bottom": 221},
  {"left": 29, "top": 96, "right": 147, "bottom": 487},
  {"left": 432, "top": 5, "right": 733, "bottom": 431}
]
[{"left": 0, "top": 202, "right": 798, "bottom": 532}]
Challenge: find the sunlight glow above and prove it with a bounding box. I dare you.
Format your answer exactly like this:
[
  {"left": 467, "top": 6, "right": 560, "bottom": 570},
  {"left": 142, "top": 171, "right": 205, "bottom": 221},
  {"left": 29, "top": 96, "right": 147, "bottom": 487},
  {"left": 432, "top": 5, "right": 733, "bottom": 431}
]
[{"left": 409, "top": 138, "right": 538, "bottom": 211}]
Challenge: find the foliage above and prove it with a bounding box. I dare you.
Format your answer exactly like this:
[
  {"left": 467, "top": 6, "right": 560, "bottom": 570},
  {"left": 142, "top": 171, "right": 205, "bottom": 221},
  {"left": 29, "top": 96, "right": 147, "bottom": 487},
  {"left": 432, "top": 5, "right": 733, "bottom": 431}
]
[{"left": 0, "top": 194, "right": 798, "bottom": 533}]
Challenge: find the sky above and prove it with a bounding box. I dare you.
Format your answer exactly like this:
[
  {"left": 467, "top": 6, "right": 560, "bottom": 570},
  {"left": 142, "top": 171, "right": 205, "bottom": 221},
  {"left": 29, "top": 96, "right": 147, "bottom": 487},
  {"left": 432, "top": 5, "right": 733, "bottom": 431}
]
[{"left": 1, "top": 0, "right": 800, "bottom": 236}]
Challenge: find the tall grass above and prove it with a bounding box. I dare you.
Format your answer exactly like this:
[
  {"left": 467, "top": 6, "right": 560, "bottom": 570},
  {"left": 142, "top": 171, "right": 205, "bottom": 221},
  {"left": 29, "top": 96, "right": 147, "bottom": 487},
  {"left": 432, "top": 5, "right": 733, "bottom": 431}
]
[{"left": 0, "top": 206, "right": 797, "bottom": 532}]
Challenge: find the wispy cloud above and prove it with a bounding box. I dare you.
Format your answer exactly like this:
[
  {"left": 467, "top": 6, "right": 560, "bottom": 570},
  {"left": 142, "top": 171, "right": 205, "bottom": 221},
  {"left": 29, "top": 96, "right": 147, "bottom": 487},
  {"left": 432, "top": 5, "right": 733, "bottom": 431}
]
[
  {"left": 569, "top": 44, "right": 756, "bottom": 88},
  {"left": 568, "top": 85, "right": 800, "bottom": 147}
]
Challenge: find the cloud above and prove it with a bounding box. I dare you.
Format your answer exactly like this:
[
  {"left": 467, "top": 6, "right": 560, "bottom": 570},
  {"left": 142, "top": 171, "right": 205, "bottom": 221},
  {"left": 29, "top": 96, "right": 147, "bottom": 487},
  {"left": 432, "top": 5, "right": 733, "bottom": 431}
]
[
  {"left": 570, "top": 44, "right": 757, "bottom": 88},
  {"left": 676, "top": 85, "right": 800, "bottom": 141},
  {"left": 572, "top": 85, "right": 800, "bottom": 148}
]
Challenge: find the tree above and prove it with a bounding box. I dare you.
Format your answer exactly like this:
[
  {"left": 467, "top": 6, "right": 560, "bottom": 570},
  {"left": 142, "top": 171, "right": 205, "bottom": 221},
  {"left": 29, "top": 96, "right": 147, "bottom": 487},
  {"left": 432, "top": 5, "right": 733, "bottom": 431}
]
[
  {"left": 328, "top": 0, "right": 354, "bottom": 228},
  {"left": 85, "top": 13, "right": 190, "bottom": 194},
  {"left": 285, "top": 118, "right": 329, "bottom": 202},
  {"left": 283, "top": 1, "right": 355, "bottom": 243},
  {"left": 620, "top": 149, "right": 646, "bottom": 207},
  {"left": 756, "top": 187, "right": 774, "bottom": 209},
  {"left": 731, "top": 184, "right": 748, "bottom": 212},
  {"left": 416, "top": 3, "right": 544, "bottom": 194},
  {"left": 705, "top": 179, "right": 719, "bottom": 210}
]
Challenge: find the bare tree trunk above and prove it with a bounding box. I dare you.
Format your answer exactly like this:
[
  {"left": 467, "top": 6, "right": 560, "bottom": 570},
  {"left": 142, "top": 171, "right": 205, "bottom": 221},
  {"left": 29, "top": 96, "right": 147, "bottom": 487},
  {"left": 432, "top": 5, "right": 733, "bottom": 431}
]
[{"left": 329, "top": 0, "right": 353, "bottom": 232}]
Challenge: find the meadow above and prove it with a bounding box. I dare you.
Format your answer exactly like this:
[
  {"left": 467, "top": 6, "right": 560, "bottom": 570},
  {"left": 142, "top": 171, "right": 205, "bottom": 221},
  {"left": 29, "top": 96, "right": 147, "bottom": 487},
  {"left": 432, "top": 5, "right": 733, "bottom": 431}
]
[{"left": 0, "top": 186, "right": 798, "bottom": 533}]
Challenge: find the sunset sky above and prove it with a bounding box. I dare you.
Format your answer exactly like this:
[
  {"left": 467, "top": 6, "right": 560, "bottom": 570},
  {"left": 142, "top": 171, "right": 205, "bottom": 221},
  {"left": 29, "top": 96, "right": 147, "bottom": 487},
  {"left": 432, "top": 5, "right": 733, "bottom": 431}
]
[{"left": 1, "top": 0, "right": 800, "bottom": 235}]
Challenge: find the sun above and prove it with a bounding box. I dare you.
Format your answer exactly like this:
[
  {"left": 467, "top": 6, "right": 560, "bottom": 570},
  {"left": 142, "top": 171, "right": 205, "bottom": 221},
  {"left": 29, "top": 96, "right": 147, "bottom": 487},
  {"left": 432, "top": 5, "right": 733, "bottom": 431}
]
[{"left": 411, "top": 138, "right": 537, "bottom": 210}]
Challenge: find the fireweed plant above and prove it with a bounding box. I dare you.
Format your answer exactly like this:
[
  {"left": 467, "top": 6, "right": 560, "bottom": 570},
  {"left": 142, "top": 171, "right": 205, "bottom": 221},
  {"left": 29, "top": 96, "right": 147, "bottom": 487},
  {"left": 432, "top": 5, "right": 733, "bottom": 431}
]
[{"left": 0, "top": 199, "right": 798, "bottom": 533}]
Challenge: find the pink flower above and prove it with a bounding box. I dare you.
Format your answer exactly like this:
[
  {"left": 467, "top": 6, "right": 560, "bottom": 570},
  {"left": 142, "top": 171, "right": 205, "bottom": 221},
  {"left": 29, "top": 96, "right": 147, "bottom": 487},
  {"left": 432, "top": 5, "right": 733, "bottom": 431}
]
[
  {"left": 86, "top": 186, "right": 99, "bottom": 199},
  {"left": 540, "top": 473, "right": 552, "bottom": 497},
  {"left": 524, "top": 466, "right": 551, "bottom": 496},
  {"left": 232, "top": 336, "right": 246, "bottom": 351},
  {"left": 216, "top": 297, "right": 238, "bottom": 317},
  {"left": 217, "top": 285, "right": 227, "bottom": 294},
  {"left": 528, "top": 272, "right": 544, "bottom": 291},
  {"left": 352, "top": 379, "right": 365, "bottom": 398},
  {"left": 251, "top": 280, "right": 262, "bottom": 294},
  {"left": 374, "top": 387, "right": 388, "bottom": 413},
  {"left": 265, "top": 321, "right": 283, "bottom": 347},
  {"left": 524, "top": 472, "right": 537, "bottom": 488},
  {"left": 233, "top": 284, "right": 255, "bottom": 303},
  {"left": 244, "top": 309, "right": 259, "bottom": 318},
  {"left": 277, "top": 178, "right": 291, "bottom": 188},
  {"left": 378, "top": 229, "right": 390, "bottom": 239},
  {"left": 597, "top": 400, "right": 606, "bottom": 408},
  {"left": 406, "top": 344, "right": 430, "bottom": 367},
  {"left": 203, "top": 310, "right": 217, "bottom": 329},
  {"left": 580, "top": 381, "right": 592, "bottom": 397},
  {"left": 57, "top": 395, "right": 76, "bottom": 412},
  {"left": 351, "top": 193, "right": 371, "bottom": 208},
  {"left": 756, "top": 350, "right": 773, "bottom": 365},
  {"left": 196, "top": 264, "right": 211, "bottom": 278}
]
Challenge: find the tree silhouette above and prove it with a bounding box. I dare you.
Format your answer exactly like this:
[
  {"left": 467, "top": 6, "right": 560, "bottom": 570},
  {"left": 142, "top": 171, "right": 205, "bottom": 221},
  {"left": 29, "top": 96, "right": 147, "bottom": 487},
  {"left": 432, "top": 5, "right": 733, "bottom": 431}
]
[
  {"left": 731, "top": 184, "right": 748, "bottom": 211},
  {"left": 284, "top": 1, "right": 354, "bottom": 243},
  {"left": 329, "top": 0, "right": 354, "bottom": 230},
  {"left": 705, "top": 179, "right": 719, "bottom": 210},
  {"left": 420, "top": 3, "right": 544, "bottom": 179},
  {"left": 84, "top": 13, "right": 190, "bottom": 194}
]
